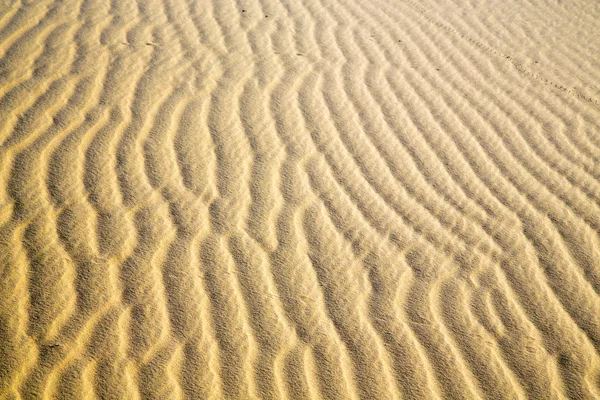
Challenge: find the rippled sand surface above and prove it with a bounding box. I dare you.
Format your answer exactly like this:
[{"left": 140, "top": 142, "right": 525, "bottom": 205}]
[{"left": 1, "top": 0, "right": 600, "bottom": 398}]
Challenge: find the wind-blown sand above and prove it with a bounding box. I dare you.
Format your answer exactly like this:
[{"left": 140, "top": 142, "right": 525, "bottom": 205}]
[{"left": 1, "top": 0, "right": 600, "bottom": 398}]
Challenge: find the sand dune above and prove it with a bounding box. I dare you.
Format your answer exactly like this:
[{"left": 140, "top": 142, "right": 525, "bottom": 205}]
[{"left": 1, "top": 0, "right": 600, "bottom": 398}]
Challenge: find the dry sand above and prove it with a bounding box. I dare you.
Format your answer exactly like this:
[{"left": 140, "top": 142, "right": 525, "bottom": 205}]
[{"left": 1, "top": 0, "right": 600, "bottom": 398}]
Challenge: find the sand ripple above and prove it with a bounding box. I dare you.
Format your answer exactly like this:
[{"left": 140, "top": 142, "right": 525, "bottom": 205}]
[{"left": 1, "top": 0, "right": 600, "bottom": 398}]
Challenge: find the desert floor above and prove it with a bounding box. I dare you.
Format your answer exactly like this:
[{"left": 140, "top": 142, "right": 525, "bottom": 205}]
[{"left": 1, "top": 0, "right": 600, "bottom": 398}]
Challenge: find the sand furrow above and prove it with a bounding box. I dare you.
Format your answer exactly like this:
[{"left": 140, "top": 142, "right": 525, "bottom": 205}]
[
  {"left": 376, "top": 13, "right": 600, "bottom": 324},
  {"left": 358, "top": 0, "right": 600, "bottom": 334},
  {"left": 326, "top": 0, "right": 600, "bottom": 396},
  {"left": 282, "top": 7, "right": 556, "bottom": 394},
  {"left": 421, "top": 0, "right": 600, "bottom": 99},
  {"left": 0, "top": 225, "right": 39, "bottom": 398},
  {"left": 393, "top": 0, "right": 600, "bottom": 106},
  {"left": 267, "top": 63, "right": 362, "bottom": 399},
  {"left": 303, "top": 157, "right": 443, "bottom": 398}
]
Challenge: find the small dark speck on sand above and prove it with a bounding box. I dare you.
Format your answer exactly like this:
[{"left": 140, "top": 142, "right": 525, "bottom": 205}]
[
  {"left": 242, "top": 9, "right": 246, "bottom": 12},
  {"left": 265, "top": 15, "right": 268, "bottom": 17}
]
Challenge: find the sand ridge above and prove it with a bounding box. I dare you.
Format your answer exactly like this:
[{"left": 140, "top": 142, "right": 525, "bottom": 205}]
[{"left": 1, "top": 0, "right": 600, "bottom": 398}]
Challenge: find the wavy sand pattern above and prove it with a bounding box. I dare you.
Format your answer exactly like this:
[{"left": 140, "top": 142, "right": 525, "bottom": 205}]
[{"left": 1, "top": 0, "right": 600, "bottom": 398}]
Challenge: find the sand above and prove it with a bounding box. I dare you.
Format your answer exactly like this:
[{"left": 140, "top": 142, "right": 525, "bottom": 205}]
[{"left": 1, "top": 0, "right": 600, "bottom": 398}]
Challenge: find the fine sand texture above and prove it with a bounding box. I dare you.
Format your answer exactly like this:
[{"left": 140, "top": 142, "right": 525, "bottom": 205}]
[{"left": 1, "top": 0, "right": 600, "bottom": 398}]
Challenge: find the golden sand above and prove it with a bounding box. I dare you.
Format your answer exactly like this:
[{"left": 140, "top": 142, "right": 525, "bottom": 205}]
[{"left": 1, "top": 0, "right": 600, "bottom": 398}]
